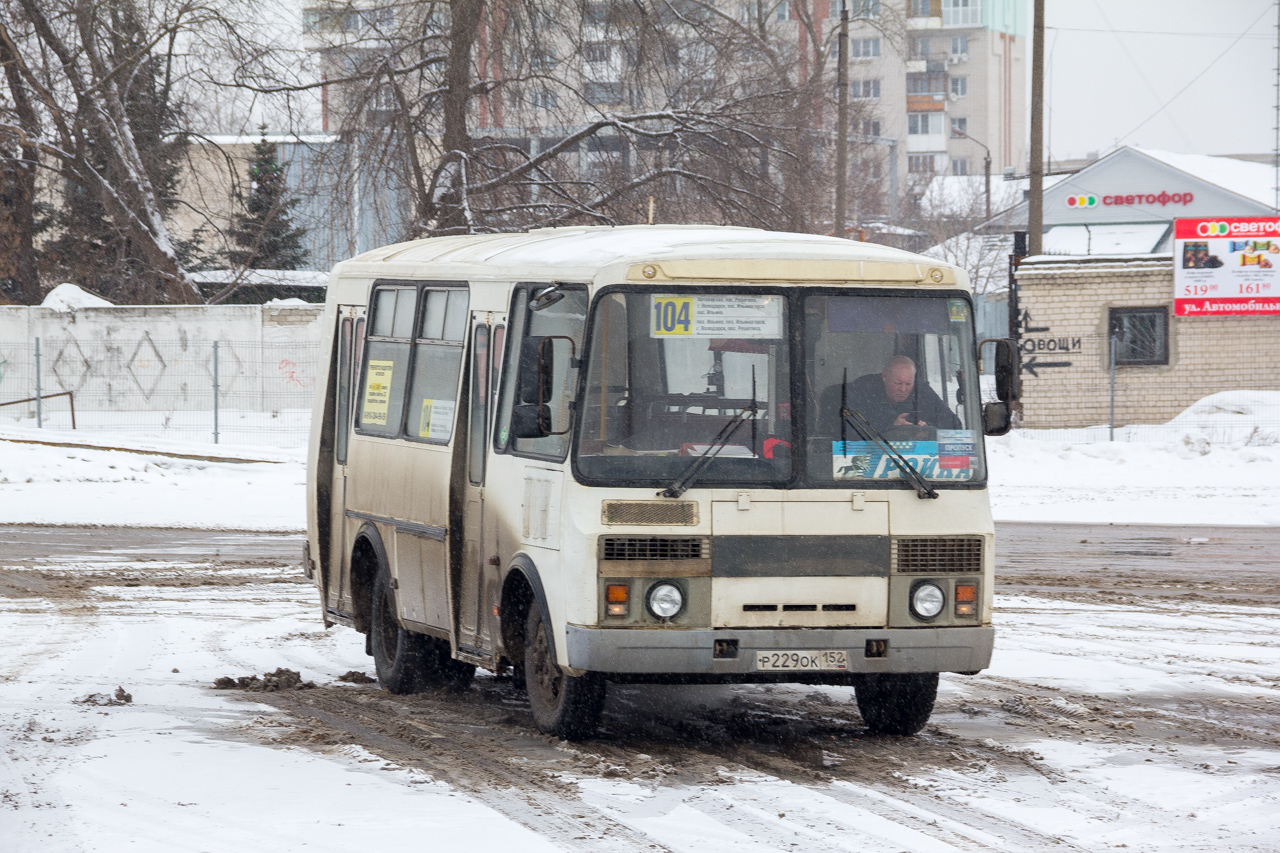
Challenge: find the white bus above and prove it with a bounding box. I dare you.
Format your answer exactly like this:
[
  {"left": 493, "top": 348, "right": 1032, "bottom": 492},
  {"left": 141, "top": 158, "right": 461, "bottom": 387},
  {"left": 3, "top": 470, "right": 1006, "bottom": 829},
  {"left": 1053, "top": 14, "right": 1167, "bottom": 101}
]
[{"left": 305, "top": 226, "right": 1016, "bottom": 739}]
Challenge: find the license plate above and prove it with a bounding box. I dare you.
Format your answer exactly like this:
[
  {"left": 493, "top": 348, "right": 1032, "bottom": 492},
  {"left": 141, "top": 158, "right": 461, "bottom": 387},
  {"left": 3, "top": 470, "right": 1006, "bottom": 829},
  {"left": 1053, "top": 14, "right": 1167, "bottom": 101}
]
[{"left": 755, "top": 650, "right": 848, "bottom": 671}]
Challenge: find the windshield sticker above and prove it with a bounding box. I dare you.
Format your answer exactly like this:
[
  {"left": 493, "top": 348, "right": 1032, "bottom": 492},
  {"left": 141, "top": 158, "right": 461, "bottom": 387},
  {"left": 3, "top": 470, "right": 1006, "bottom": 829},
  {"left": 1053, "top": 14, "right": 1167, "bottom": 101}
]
[
  {"left": 361, "top": 359, "right": 395, "bottom": 425},
  {"left": 832, "top": 440, "right": 975, "bottom": 481},
  {"left": 418, "top": 398, "right": 456, "bottom": 440},
  {"left": 651, "top": 295, "right": 782, "bottom": 339},
  {"left": 948, "top": 300, "right": 969, "bottom": 323}
]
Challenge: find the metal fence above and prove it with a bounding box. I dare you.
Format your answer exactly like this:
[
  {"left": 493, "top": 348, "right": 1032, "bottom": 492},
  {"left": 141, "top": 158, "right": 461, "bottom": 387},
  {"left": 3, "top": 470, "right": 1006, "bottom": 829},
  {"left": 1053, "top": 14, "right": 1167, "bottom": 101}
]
[{"left": 0, "top": 338, "right": 320, "bottom": 447}]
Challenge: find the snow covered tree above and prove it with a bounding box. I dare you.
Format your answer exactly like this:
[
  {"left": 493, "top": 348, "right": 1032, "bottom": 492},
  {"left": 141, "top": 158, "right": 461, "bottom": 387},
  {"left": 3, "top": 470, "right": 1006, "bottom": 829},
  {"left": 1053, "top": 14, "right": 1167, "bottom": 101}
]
[{"left": 225, "top": 132, "right": 309, "bottom": 270}]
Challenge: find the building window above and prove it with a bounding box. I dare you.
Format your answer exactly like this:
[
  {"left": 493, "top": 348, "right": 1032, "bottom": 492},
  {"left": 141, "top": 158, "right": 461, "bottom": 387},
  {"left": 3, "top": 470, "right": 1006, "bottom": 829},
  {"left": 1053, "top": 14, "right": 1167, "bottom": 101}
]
[
  {"left": 942, "top": 0, "right": 981, "bottom": 27},
  {"left": 850, "top": 38, "right": 880, "bottom": 58},
  {"left": 861, "top": 119, "right": 881, "bottom": 137},
  {"left": 951, "top": 76, "right": 968, "bottom": 97},
  {"left": 1109, "top": 308, "right": 1169, "bottom": 366},
  {"left": 583, "top": 42, "right": 611, "bottom": 64},
  {"left": 951, "top": 158, "right": 968, "bottom": 176},
  {"left": 531, "top": 49, "right": 557, "bottom": 71},
  {"left": 950, "top": 116, "right": 967, "bottom": 137},
  {"left": 909, "top": 0, "right": 933, "bottom": 16},
  {"left": 851, "top": 78, "right": 881, "bottom": 99},
  {"left": 834, "top": 0, "right": 880, "bottom": 16},
  {"left": 908, "top": 154, "right": 937, "bottom": 174},
  {"left": 908, "top": 112, "right": 942, "bottom": 135},
  {"left": 531, "top": 89, "right": 558, "bottom": 109},
  {"left": 584, "top": 81, "right": 624, "bottom": 104},
  {"left": 950, "top": 35, "right": 968, "bottom": 56},
  {"left": 907, "top": 72, "right": 946, "bottom": 94}
]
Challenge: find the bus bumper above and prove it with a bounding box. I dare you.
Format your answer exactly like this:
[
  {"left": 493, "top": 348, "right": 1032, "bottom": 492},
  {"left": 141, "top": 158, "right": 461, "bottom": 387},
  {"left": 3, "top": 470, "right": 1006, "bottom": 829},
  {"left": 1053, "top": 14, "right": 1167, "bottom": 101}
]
[{"left": 564, "top": 625, "right": 994, "bottom": 675}]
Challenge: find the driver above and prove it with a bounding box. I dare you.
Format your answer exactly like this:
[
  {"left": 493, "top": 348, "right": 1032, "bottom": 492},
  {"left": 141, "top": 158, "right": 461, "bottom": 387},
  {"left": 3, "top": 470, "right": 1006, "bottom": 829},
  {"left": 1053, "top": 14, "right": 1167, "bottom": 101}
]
[{"left": 836, "top": 355, "right": 961, "bottom": 432}]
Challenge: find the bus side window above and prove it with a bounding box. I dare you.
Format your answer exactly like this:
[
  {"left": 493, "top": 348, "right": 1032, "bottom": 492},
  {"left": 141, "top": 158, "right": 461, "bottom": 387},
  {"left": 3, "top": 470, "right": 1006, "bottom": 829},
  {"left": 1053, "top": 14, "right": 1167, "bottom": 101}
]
[
  {"left": 335, "top": 317, "right": 353, "bottom": 465},
  {"left": 494, "top": 284, "right": 589, "bottom": 460},
  {"left": 356, "top": 287, "right": 415, "bottom": 437},
  {"left": 406, "top": 287, "right": 468, "bottom": 443}
]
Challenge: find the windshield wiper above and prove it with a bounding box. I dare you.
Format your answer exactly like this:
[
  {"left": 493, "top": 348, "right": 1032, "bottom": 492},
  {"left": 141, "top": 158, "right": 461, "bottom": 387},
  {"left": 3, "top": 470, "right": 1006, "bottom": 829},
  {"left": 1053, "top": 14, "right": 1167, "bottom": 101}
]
[
  {"left": 839, "top": 369, "right": 938, "bottom": 500},
  {"left": 661, "top": 369, "right": 759, "bottom": 499}
]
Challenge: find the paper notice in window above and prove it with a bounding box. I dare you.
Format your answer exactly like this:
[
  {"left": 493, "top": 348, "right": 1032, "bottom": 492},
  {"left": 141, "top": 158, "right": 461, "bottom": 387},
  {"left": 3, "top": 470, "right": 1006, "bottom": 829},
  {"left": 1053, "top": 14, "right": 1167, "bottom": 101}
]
[
  {"left": 361, "top": 360, "right": 395, "bottom": 425},
  {"left": 651, "top": 295, "right": 782, "bottom": 338},
  {"left": 418, "top": 398, "right": 456, "bottom": 440}
]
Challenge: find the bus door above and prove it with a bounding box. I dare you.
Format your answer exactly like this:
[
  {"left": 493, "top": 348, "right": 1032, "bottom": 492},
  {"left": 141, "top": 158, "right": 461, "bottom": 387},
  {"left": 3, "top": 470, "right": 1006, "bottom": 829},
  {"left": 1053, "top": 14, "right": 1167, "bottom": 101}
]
[
  {"left": 329, "top": 306, "right": 364, "bottom": 613},
  {"left": 456, "top": 314, "right": 500, "bottom": 654}
]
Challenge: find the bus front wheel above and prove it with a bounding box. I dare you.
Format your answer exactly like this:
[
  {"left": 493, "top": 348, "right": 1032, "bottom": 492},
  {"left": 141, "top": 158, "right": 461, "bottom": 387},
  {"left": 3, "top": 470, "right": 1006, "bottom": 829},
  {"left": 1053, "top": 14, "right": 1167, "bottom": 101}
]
[
  {"left": 854, "top": 672, "right": 938, "bottom": 736},
  {"left": 524, "top": 607, "right": 605, "bottom": 740},
  {"left": 370, "top": 567, "right": 427, "bottom": 694}
]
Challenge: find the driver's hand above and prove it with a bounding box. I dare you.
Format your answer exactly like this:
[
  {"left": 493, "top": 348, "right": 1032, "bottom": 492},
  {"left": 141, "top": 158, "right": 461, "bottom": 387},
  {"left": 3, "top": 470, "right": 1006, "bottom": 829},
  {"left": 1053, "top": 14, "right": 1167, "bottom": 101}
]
[{"left": 893, "top": 412, "right": 917, "bottom": 426}]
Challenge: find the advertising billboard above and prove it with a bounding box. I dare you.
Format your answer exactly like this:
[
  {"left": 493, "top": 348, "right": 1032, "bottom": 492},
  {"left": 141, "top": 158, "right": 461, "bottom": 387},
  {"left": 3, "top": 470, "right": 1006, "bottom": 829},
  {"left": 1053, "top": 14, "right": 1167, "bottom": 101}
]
[{"left": 1174, "top": 217, "right": 1280, "bottom": 316}]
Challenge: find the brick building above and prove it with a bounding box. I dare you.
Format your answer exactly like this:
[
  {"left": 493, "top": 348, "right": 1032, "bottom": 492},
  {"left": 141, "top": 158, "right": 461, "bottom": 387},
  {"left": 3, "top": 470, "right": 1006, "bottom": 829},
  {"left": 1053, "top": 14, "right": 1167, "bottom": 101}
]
[{"left": 1013, "top": 254, "right": 1280, "bottom": 429}]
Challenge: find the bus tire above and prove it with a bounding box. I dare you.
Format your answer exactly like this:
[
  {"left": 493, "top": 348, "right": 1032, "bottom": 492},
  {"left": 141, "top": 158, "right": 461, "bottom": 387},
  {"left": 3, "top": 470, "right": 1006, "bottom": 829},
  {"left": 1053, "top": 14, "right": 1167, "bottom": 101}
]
[
  {"left": 854, "top": 672, "right": 938, "bottom": 736},
  {"left": 524, "top": 606, "right": 605, "bottom": 740},
  {"left": 420, "top": 637, "right": 476, "bottom": 692},
  {"left": 369, "top": 567, "right": 427, "bottom": 695}
]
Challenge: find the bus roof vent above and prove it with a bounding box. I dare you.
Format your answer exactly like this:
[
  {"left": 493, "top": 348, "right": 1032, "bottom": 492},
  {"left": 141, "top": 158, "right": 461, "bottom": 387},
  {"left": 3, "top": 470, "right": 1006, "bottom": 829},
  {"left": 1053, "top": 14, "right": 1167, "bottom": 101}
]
[
  {"left": 892, "top": 537, "right": 983, "bottom": 573},
  {"left": 602, "top": 500, "right": 699, "bottom": 526}
]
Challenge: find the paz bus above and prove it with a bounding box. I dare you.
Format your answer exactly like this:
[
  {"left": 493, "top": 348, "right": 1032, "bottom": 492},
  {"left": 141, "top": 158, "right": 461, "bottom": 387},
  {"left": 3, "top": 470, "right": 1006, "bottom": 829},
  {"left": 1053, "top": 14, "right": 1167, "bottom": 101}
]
[{"left": 305, "top": 226, "right": 1016, "bottom": 740}]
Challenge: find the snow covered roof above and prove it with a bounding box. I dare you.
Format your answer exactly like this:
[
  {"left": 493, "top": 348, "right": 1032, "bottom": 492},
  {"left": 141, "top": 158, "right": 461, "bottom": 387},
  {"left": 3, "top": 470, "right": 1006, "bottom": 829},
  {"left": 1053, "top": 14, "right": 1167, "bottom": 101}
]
[
  {"left": 190, "top": 269, "right": 330, "bottom": 288},
  {"left": 1040, "top": 223, "right": 1171, "bottom": 255},
  {"left": 1137, "top": 148, "right": 1277, "bottom": 209}
]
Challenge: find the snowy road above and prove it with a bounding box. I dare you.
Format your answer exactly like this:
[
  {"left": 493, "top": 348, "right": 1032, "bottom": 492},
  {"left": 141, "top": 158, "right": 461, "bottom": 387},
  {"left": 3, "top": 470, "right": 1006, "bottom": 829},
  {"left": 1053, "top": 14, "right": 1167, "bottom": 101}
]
[{"left": 1, "top": 524, "right": 1278, "bottom": 852}]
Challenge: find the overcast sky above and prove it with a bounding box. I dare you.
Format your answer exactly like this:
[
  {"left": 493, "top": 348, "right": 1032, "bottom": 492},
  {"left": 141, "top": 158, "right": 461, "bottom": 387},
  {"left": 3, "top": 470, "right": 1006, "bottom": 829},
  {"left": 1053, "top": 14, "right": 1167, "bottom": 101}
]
[{"left": 1043, "top": 0, "right": 1276, "bottom": 161}]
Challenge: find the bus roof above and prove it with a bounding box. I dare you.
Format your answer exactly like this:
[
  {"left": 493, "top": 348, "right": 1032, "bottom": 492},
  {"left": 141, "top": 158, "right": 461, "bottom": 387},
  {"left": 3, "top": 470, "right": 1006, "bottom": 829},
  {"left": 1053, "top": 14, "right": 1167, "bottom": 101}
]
[{"left": 332, "top": 225, "right": 966, "bottom": 289}]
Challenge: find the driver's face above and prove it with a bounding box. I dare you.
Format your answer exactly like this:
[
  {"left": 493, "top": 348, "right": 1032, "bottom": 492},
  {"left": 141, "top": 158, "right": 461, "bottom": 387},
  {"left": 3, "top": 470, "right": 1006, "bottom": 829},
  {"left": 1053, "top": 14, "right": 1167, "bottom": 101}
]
[{"left": 882, "top": 365, "right": 915, "bottom": 403}]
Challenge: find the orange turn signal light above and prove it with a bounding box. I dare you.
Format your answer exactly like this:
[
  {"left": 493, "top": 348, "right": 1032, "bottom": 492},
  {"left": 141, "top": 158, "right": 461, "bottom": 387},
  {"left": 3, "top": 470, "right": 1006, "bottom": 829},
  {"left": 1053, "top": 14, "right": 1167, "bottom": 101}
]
[
  {"left": 955, "top": 583, "right": 977, "bottom": 603},
  {"left": 606, "top": 584, "right": 629, "bottom": 603}
]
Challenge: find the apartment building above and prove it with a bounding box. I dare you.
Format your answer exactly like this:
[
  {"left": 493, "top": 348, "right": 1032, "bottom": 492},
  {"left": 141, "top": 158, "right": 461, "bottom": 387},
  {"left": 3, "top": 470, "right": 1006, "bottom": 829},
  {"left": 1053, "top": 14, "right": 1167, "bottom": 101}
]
[{"left": 842, "top": 0, "right": 1026, "bottom": 195}]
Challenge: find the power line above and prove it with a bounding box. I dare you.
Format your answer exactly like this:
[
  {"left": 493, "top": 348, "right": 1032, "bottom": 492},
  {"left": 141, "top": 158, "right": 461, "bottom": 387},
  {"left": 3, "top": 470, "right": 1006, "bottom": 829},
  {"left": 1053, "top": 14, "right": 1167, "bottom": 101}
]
[
  {"left": 1115, "top": 2, "right": 1276, "bottom": 147},
  {"left": 1047, "top": 25, "right": 1271, "bottom": 39}
]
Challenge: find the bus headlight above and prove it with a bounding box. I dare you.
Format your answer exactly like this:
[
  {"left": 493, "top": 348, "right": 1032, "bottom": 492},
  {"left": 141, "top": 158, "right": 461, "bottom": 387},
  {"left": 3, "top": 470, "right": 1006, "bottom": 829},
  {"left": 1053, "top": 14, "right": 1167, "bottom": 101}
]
[
  {"left": 910, "top": 581, "right": 945, "bottom": 621},
  {"left": 646, "top": 582, "right": 684, "bottom": 620}
]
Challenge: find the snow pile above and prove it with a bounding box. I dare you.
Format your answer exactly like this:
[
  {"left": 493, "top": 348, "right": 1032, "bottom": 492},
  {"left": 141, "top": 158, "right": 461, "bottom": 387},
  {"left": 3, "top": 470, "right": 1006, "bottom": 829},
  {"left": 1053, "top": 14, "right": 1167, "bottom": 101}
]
[
  {"left": 0, "top": 437, "right": 305, "bottom": 530},
  {"left": 1165, "top": 390, "right": 1280, "bottom": 445},
  {"left": 40, "top": 282, "right": 114, "bottom": 310},
  {"left": 987, "top": 431, "right": 1280, "bottom": 525}
]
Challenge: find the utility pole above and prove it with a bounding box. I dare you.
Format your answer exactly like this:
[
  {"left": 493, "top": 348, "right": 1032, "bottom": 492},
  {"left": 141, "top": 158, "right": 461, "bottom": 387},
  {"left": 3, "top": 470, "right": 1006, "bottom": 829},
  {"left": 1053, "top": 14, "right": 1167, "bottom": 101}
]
[
  {"left": 834, "top": 6, "right": 850, "bottom": 238},
  {"left": 1028, "top": 0, "right": 1045, "bottom": 255},
  {"left": 1274, "top": 0, "right": 1279, "bottom": 211},
  {"left": 952, "top": 128, "right": 992, "bottom": 221}
]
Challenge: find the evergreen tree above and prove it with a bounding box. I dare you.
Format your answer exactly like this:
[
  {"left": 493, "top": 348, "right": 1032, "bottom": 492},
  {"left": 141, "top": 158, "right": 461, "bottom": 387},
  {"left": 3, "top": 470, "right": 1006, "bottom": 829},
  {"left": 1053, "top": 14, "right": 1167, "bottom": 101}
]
[{"left": 226, "top": 132, "right": 309, "bottom": 270}]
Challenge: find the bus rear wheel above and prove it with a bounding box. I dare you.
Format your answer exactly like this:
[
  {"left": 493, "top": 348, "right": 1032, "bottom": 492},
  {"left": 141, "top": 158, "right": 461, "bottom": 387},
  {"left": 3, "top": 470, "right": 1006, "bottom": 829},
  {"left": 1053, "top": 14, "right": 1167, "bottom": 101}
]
[
  {"left": 854, "top": 672, "right": 938, "bottom": 736},
  {"left": 524, "top": 606, "right": 605, "bottom": 740},
  {"left": 369, "top": 567, "right": 427, "bottom": 694}
]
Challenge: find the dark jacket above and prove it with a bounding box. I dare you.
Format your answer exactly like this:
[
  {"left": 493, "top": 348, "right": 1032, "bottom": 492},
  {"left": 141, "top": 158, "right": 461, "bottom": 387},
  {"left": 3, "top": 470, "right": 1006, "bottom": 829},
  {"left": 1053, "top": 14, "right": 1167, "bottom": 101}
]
[{"left": 817, "top": 372, "right": 961, "bottom": 435}]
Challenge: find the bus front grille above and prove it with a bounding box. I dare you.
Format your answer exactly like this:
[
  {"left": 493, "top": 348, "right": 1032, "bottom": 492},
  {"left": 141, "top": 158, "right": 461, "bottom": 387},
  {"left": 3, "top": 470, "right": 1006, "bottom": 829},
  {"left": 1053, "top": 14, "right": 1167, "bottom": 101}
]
[
  {"left": 601, "top": 500, "right": 699, "bottom": 526},
  {"left": 600, "top": 536, "right": 709, "bottom": 561},
  {"left": 892, "top": 537, "right": 983, "bottom": 573}
]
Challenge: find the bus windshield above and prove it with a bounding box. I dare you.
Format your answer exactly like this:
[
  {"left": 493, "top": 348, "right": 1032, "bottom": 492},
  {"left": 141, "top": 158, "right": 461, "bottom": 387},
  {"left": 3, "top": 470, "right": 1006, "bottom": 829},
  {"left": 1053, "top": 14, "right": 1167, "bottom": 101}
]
[
  {"left": 576, "top": 290, "right": 792, "bottom": 486},
  {"left": 574, "top": 288, "right": 984, "bottom": 487}
]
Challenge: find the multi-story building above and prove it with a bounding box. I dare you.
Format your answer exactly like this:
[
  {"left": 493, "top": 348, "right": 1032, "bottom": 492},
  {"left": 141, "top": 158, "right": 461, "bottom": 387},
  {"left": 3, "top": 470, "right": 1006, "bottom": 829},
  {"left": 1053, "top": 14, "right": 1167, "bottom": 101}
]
[{"left": 843, "top": 0, "right": 1026, "bottom": 197}]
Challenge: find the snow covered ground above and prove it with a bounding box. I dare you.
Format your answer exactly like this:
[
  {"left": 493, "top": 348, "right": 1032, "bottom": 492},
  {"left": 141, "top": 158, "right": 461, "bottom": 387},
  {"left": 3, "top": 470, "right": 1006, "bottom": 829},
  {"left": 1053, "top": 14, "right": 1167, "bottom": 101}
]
[
  {"left": 4, "top": 425, "right": 1280, "bottom": 529},
  {"left": 1, "top": 532, "right": 1276, "bottom": 852}
]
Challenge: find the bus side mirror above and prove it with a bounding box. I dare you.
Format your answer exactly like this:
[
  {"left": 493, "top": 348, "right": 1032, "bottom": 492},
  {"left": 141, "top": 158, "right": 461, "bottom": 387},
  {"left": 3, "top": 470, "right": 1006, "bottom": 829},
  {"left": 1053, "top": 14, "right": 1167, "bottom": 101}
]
[
  {"left": 982, "top": 401, "right": 1012, "bottom": 436},
  {"left": 980, "top": 338, "right": 1020, "bottom": 403}
]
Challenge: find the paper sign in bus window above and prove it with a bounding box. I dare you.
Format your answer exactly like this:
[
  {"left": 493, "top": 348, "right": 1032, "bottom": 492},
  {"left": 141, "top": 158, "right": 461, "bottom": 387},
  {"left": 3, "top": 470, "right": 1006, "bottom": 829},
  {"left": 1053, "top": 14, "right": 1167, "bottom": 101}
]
[
  {"left": 361, "top": 360, "right": 395, "bottom": 425},
  {"left": 832, "top": 440, "right": 974, "bottom": 481},
  {"left": 651, "top": 295, "right": 782, "bottom": 338},
  {"left": 418, "top": 398, "right": 456, "bottom": 441}
]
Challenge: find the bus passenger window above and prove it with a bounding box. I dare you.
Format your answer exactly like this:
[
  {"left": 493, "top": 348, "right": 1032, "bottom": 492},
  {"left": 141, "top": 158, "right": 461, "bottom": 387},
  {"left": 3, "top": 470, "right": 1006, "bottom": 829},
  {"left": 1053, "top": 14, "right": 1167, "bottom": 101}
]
[
  {"left": 335, "top": 317, "right": 353, "bottom": 464},
  {"left": 357, "top": 287, "right": 415, "bottom": 437},
  {"left": 494, "top": 285, "right": 588, "bottom": 460},
  {"left": 406, "top": 286, "right": 468, "bottom": 443},
  {"left": 468, "top": 325, "right": 490, "bottom": 484}
]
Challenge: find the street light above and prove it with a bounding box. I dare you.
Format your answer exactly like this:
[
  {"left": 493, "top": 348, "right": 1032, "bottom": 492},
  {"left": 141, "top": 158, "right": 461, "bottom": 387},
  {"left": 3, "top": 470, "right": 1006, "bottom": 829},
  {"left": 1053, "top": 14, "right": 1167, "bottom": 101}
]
[{"left": 951, "top": 128, "right": 992, "bottom": 222}]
